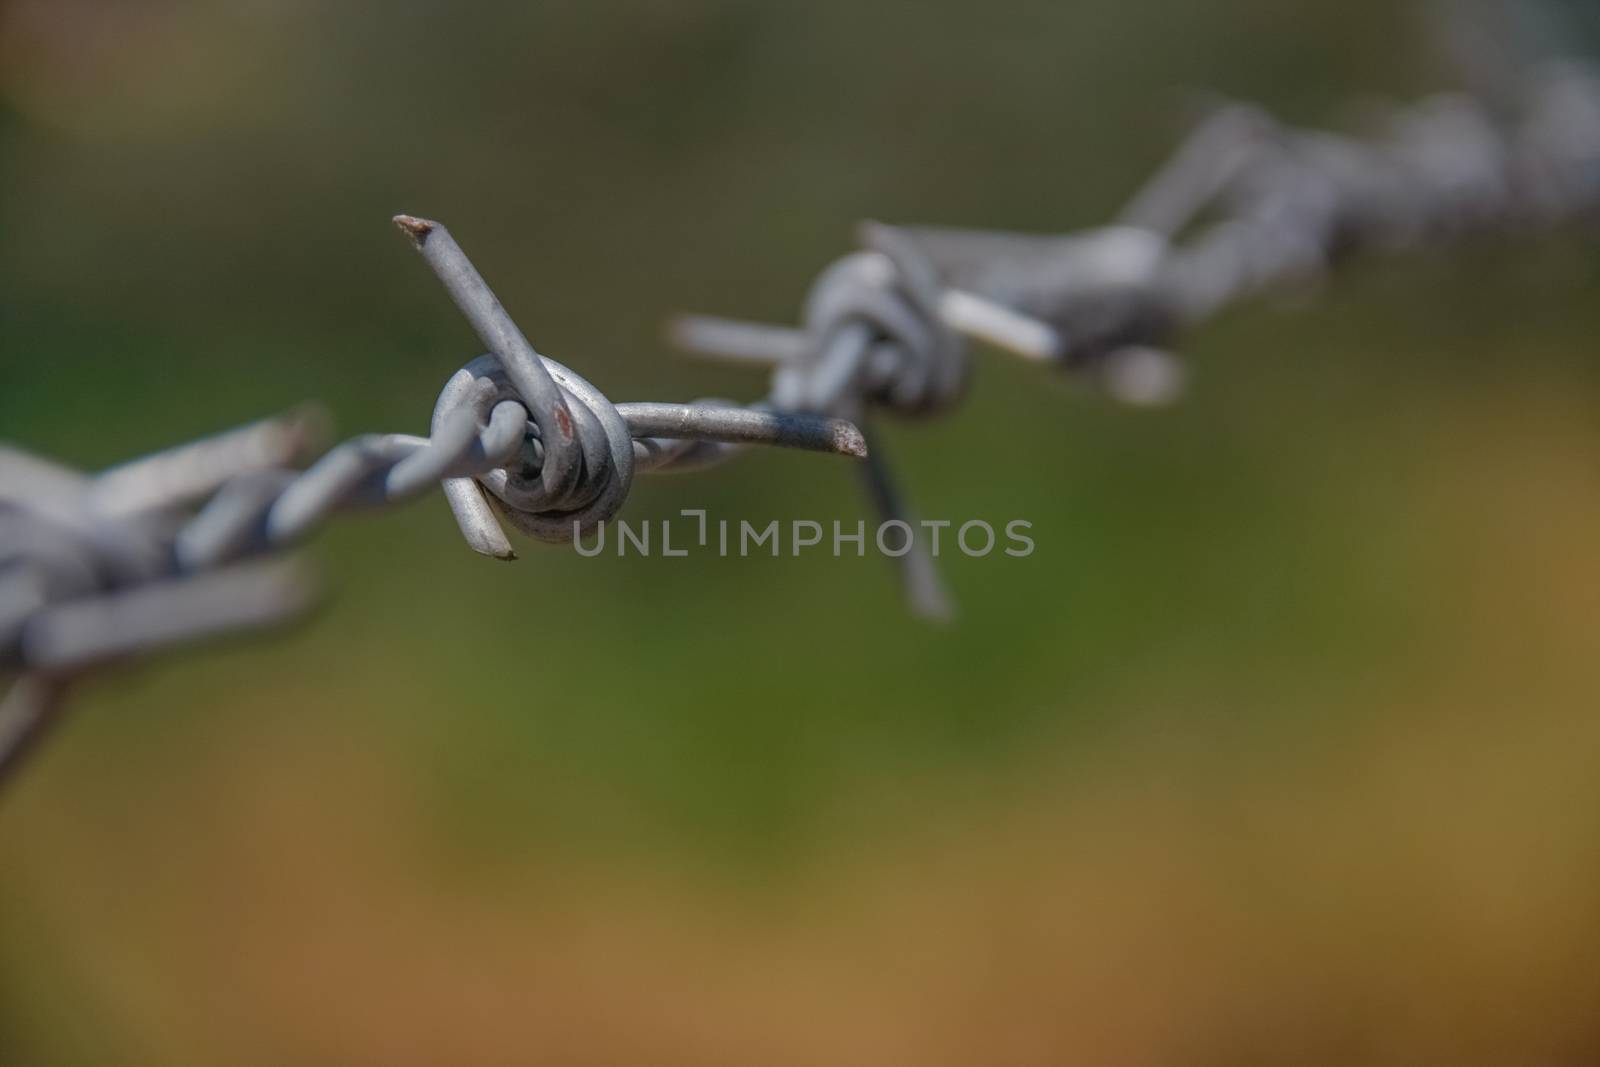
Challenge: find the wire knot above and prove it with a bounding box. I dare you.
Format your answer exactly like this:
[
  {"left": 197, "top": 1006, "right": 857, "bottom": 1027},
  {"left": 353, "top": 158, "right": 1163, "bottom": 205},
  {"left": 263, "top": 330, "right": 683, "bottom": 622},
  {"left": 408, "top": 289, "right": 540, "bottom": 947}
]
[
  {"left": 772, "top": 225, "right": 969, "bottom": 419},
  {"left": 432, "top": 352, "right": 635, "bottom": 548},
  {"left": 401, "top": 215, "right": 868, "bottom": 559}
]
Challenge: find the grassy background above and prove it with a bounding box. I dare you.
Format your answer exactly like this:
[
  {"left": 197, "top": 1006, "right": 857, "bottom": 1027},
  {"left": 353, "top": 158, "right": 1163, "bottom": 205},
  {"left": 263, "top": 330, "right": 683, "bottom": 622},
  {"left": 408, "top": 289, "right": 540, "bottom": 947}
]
[{"left": 3, "top": 0, "right": 1600, "bottom": 1062}]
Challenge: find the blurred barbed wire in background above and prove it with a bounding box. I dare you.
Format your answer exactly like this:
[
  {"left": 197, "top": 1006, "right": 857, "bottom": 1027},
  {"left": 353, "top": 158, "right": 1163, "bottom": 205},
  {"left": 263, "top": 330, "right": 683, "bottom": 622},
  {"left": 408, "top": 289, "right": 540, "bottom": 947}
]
[
  {"left": 674, "top": 0, "right": 1600, "bottom": 617},
  {"left": 2, "top": 0, "right": 1598, "bottom": 792}
]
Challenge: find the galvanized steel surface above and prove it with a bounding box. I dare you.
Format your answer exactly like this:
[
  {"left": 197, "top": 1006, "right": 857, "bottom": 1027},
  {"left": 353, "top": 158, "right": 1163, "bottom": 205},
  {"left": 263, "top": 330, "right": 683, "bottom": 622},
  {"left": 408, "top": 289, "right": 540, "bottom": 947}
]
[{"left": 2, "top": 19, "right": 1598, "bottom": 789}]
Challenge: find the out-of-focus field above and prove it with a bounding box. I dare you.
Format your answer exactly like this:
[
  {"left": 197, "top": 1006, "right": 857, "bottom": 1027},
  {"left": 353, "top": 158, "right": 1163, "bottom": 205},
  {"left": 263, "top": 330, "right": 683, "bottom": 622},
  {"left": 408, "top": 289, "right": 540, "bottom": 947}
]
[{"left": 3, "top": 1, "right": 1599, "bottom": 1063}]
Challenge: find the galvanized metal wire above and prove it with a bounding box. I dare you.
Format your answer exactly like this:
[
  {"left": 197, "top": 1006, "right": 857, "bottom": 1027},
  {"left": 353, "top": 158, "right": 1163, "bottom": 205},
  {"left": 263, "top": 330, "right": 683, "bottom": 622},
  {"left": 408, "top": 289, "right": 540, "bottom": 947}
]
[
  {"left": 0, "top": 219, "right": 867, "bottom": 785},
  {"left": 2, "top": 4, "right": 1598, "bottom": 790},
  {"left": 674, "top": 57, "right": 1600, "bottom": 617}
]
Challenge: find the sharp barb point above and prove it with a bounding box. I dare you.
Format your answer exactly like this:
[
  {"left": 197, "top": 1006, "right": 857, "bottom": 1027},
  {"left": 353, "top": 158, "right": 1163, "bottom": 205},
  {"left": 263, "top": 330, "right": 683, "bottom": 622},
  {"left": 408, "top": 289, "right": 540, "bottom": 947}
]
[
  {"left": 392, "top": 214, "right": 436, "bottom": 246},
  {"left": 836, "top": 423, "right": 869, "bottom": 459}
]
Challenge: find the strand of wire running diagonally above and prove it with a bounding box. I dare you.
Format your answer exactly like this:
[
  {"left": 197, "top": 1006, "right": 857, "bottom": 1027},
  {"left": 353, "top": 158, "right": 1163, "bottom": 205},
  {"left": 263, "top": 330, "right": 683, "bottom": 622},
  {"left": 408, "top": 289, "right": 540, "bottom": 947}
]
[
  {"left": 0, "top": 219, "right": 867, "bottom": 787},
  {"left": 2, "top": 0, "right": 1596, "bottom": 788},
  {"left": 670, "top": 48, "right": 1600, "bottom": 619}
]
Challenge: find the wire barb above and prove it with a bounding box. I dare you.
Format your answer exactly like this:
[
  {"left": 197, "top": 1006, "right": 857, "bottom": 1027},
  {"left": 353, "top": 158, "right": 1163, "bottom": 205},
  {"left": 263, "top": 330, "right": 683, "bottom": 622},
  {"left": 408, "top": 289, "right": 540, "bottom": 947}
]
[
  {"left": 671, "top": 44, "right": 1600, "bottom": 616},
  {"left": 0, "top": 218, "right": 872, "bottom": 791}
]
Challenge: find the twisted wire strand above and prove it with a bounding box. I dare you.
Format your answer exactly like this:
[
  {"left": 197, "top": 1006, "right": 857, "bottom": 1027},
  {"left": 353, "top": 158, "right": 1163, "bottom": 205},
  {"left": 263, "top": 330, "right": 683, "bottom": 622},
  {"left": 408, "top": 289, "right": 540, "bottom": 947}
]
[
  {"left": 395, "top": 218, "right": 865, "bottom": 557},
  {"left": 671, "top": 57, "right": 1600, "bottom": 619},
  {"left": 0, "top": 220, "right": 868, "bottom": 787},
  {"left": 2, "top": 2, "right": 1597, "bottom": 786}
]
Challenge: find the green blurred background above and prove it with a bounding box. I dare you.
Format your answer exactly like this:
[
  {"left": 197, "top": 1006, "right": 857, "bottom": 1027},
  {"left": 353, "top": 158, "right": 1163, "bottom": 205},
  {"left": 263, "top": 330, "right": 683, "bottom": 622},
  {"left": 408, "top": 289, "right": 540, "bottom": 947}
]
[{"left": 3, "top": 0, "right": 1600, "bottom": 1062}]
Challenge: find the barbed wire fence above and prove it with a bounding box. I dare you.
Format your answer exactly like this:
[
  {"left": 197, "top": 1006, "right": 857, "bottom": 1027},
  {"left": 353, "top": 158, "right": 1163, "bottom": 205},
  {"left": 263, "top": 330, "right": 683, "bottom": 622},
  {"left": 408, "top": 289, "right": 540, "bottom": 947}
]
[{"left": 2, "top": 1, "right": 1597, "bottom": 792}]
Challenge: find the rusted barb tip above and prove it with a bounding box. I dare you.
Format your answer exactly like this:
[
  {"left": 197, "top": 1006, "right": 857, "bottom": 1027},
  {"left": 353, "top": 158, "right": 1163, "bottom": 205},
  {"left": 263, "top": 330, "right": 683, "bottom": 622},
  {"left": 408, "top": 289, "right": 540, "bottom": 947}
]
[
  {"left": 392, "top": 214, "right": 436, "bottom": 246},
  {"left": 833, "top": 420, "right": 869, "bottom": 459}
]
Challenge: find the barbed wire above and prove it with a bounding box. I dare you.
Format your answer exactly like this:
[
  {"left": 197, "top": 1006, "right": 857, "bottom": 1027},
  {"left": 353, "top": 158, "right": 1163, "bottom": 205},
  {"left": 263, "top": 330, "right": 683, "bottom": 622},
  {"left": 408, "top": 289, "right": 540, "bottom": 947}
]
[
  {"left": 2, "top": 4, "right": 1598, "bottom": 791},
  {"left": 0, "top": 220, "right": 869, "bottom": 785},
  {"left": 672, "top": 54, "right": 1600, "bottom": 617}
]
